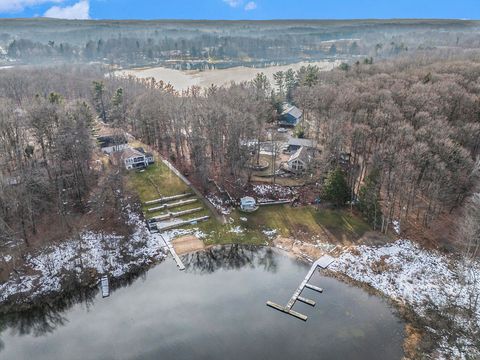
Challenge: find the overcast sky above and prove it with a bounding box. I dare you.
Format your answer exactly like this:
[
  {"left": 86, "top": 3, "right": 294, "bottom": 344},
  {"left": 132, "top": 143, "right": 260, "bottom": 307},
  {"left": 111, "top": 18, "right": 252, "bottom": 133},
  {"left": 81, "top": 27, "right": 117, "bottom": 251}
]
[{"left": 0, "top": 0, "right": 478, "bottom": 20}]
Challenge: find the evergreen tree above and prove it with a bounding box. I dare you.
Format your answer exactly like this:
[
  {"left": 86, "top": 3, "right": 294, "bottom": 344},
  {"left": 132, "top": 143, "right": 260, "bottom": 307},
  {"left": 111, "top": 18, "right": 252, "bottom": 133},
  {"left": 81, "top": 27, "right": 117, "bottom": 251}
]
[
  {"left": 323, "top": 167, "right": 350, "bottom": 206},
  {"left": 92, "top": 81, "right": 107, "bottom": 122}
]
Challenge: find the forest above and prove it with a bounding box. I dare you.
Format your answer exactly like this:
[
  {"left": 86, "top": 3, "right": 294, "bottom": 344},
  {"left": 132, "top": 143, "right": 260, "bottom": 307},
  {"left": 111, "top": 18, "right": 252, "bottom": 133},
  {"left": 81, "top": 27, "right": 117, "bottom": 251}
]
[
  {"left": 0, "top": 50, "right": 479, "bottom": 255},
  {"left": 1, "top": 19, "right": 480, "bottom": 68}
]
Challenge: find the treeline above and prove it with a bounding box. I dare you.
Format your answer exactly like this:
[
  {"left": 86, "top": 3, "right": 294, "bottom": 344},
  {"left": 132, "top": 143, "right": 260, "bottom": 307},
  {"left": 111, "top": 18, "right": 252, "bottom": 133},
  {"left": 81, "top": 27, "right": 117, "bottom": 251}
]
[{"left": 2, "top": 19, "right": 480, "bottom": 67}]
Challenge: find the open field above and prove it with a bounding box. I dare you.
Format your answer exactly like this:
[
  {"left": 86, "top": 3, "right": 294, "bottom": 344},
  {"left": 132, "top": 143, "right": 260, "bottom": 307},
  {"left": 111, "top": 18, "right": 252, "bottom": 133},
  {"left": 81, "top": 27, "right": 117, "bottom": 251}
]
[{"left": 118, "top": 60, "right": 339, "bottom": 91}]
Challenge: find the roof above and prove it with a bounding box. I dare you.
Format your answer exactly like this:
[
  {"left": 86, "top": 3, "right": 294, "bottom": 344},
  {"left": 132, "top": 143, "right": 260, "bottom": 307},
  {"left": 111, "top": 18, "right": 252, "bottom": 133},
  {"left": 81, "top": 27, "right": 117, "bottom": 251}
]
[
  {"left": 288, "top": 146, "right": 309, "bottom": 163},
  {"left": 240, "top": 196, "right": 256, "bottom": 205},
  {"left": 287, "top": 138, "right": 314, "bottom": 148},
  {"left": 98, "top": 135, "right": 127, "bottom": 148},
  {"left": 281, "top": 104, "right": 302, "bottom": 119},
  {"left": 134, "top": 147, "right": 153, "bottom": 158},
  {"left": 121, "top": 147, "right": 145, "bottom": 160}
]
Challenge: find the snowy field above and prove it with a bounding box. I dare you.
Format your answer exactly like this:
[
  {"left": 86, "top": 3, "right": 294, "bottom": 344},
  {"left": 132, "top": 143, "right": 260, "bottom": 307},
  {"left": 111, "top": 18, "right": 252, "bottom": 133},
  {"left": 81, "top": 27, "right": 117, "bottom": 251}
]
[{"left": 330, "top": 239, "right": 480, "bottom": 359}]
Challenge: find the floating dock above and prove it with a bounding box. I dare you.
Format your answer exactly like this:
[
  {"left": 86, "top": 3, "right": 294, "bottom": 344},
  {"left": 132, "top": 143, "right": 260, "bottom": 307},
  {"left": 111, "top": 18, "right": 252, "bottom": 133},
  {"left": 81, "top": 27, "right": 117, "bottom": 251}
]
[
  {"left": 266, "top": 254, "right": 335, "bottom": 321},
  {"left": 100, "top": 275, "right": 110, "bottom": 298},
  {"left": 147, "top": 198, "right": 198, "bottom": 213},
  {"left": 156, "top": 215, "right": 210, "bottom": 232},
  {"left": 151, "top": 207, "right": 204, "bottom": 221},
  {"left": 159, "top": 234, "right": 185, "bottom": 271}
]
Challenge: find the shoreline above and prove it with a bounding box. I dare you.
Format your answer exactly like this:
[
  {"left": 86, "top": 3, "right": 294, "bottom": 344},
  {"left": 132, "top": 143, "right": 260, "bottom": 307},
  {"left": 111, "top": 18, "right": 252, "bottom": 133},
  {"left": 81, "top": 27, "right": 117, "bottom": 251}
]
[{"left": 1, "top": 229, "right": 478, "bottom": 359}]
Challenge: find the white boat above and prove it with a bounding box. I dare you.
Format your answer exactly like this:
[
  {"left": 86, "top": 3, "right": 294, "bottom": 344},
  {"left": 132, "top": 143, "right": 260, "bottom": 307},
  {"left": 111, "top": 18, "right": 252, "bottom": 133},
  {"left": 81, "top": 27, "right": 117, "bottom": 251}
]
[{"left": 100, "top": 275, "right": 110, "bottom": 298}]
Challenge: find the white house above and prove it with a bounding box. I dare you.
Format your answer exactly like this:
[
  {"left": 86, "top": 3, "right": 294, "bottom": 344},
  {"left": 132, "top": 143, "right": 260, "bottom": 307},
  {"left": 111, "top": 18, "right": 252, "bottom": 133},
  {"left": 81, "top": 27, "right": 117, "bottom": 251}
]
[
  {"left": 121, "top": 147, "right": 154, "bottom": 170},
  {"left": 287, "top": 146, "right": 311, "bottom": 173}
]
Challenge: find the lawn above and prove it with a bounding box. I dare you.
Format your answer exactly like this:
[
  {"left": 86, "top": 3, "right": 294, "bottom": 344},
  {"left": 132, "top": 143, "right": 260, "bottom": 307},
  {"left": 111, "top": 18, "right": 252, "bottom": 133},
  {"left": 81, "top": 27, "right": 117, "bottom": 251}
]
[
  {"left": 126, "top": 162, "right": 370, "bottom": 247},
  {"left": 127, "top": 162, "right": 190, "bottom": 202}
]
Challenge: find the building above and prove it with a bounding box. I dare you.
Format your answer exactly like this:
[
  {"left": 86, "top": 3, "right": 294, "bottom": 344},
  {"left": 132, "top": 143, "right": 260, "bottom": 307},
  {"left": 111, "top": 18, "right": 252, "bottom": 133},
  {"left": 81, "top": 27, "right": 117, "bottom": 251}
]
[
  {"left": 279, "top": 104, "right": 303, "bottom": 127},
  {"left": 239, "top": 196, "right": 258, "bottom": 212},
  {"left": 287, "top": 146, "right": 311, "bottom": 173},
  {"left": 121, "top": 147, "right": 155, "bottom": 170},
  {"left": 97, "top": 135, "right": 128, "bottom": 154},
  {"left": 283, "top": 138, "right": 315, "bottom": 154}
]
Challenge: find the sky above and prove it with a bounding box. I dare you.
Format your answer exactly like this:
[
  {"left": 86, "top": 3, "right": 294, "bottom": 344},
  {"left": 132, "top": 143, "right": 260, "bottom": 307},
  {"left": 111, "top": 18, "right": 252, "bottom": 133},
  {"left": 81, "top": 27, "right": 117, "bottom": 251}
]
[{"left": 0, "top": 0, "right": 479, "bottom": 20}]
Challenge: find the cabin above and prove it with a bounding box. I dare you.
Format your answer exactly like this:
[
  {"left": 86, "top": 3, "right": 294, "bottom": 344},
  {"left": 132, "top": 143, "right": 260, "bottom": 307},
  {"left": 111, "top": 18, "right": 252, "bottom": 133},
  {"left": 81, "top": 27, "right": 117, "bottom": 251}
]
[
  {"left": 287, "top": 146, "right": 311, "bottom": 173},
  {"left": 279, "top": 104, "right": 303, "bottom": 127},
  {"left": 240, "top": 196, "right": 258, "bottom": 212},
  {"left": 97, "top": 135, "right": 128, "bottom": 154},
  {"left": 121, "top": 147, "right": 155, "bottom": 170},
  {"left": 283, "top": 138, "right": 314, "bottom": 154}
]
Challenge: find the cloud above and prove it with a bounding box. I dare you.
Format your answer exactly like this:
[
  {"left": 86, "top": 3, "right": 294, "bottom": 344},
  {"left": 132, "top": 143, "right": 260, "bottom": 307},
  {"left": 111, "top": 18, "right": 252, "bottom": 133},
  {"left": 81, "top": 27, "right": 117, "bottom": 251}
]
[
  {"left": 244, "top": 1, "right": 257, "bottom": 11},
  {"left": 44, "top": 0, "right": 89, "bottom": 19},
  {"left": 0, "top": 0, "right": 63, "bottom": 13},
  {"left": 223, "top": 0, "right": 243, "bottom": 8}
]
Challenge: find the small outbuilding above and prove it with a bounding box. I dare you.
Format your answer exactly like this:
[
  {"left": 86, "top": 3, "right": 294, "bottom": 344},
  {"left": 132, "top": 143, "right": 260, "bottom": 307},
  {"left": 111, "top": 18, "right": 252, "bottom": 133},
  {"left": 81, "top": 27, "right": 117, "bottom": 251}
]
[
  {"left": 239, "top": 196, "right": 258, "bottom": 212},
  {"left": 98, "top": 135, "right": 128, "bottom": 154}
]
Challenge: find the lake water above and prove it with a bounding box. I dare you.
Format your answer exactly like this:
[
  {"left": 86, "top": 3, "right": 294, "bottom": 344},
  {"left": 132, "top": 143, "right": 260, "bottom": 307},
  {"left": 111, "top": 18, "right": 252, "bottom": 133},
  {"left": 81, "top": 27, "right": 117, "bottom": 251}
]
[{"left": 0, "top": 246, "right": 404, "bottom": 360}]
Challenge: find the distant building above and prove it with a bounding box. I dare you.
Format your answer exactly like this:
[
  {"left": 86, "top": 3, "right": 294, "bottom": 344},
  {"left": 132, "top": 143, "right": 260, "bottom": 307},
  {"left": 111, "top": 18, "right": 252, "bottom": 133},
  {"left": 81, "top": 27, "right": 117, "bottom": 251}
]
[
  {"left": 239, "top": 196, "right": 258, "bottom": 212},
  {"left": 287, "top": 146, "right": 311, "bottom": 173},
  {"left": 121, "top": 147, "right": 155, "bottom": 170},
  {"left": 97, "top": 135, "right": 128, "bottom": 154},
  {"left": 279, "top": 104, "right": 303, "bottom": 127}
]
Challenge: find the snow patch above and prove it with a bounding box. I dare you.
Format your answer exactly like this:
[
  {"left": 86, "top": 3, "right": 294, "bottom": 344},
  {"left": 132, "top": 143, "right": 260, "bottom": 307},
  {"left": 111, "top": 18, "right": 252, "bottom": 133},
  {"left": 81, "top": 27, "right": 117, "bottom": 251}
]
[{"left": 330, "top": 239, "right": 480, "bottom": 359}]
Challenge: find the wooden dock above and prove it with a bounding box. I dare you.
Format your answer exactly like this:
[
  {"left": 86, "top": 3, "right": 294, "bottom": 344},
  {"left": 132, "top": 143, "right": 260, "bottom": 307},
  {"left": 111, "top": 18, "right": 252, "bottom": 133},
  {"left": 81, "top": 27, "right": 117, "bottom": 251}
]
[
  {"left": 266, "top": 255, "right": 335, "bottom": 321},
  {"left": 159, "top": 234, "right": 185, "bottom": 271}
]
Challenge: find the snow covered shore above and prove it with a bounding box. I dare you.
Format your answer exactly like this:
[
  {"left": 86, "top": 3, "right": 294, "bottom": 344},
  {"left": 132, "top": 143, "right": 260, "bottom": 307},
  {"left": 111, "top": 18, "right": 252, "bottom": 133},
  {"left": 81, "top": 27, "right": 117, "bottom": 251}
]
[
  {"left": 0, "top": 209, "right": 171, "bottom": 306},
  {"left": 330, "top": 239, "right": 480, "bottom": 359}
]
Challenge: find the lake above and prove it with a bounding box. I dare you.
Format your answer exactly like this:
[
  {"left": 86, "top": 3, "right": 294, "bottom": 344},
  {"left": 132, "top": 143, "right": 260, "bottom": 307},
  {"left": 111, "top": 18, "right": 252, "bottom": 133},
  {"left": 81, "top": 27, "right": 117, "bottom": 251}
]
[
  {"left": 0, "top": 246, "right": 404, "bottom": 360},
  {"left": 118, "top": 60, "right": 339, "bottom": 92}
]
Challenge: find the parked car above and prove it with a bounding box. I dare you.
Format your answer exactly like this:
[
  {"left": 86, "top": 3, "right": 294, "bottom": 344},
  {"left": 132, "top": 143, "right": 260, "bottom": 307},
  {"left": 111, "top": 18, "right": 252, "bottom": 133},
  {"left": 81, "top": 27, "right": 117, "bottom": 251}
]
[{"left": 277, "top": 127, "right": 288, "bottom": 133}]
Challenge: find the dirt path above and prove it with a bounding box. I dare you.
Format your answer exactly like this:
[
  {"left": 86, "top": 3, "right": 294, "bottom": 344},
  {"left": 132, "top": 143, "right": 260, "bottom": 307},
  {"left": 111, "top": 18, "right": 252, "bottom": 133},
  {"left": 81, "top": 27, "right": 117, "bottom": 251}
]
[{"left": 171, "top": 235, "right": 205, "bottom": 255}]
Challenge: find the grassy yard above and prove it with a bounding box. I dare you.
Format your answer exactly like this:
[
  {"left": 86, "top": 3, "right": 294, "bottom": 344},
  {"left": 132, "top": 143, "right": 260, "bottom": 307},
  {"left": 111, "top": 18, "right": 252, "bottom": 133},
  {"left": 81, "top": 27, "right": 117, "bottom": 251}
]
[{"left": 126, "top": 162, "right": 370, "bottom": 247}]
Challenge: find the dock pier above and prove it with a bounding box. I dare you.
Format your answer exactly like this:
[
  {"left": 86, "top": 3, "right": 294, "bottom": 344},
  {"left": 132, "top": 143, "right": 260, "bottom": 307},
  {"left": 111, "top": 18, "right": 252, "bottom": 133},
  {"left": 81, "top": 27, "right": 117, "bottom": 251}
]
[
  {"left": 266, "top": 255, "right": 335, "bottom": 321},
  {"left": 159, "top": 234, "right": 185, "bottom": 270}
]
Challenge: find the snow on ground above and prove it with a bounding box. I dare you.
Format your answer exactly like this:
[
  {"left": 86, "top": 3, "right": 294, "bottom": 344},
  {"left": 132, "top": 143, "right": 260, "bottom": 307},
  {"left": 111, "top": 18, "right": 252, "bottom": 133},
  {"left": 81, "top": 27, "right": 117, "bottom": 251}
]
[
  {"left": 229, "top": 226, "right": 245, "bottom": 234},
  {"left": 206, "top": 194, "right": 232, "bottom": 215},
  {"left": 252, "top": 184, "right": 297, "bottom": 202},
  {"left": 330, "top": 239, "right": 480, "bottom": 359},
  {"left": 0, "top": 208, "right": 168, "bottom": 304},
  {"left": 262, "top": 228, "right": 277, "bottom": 239}
]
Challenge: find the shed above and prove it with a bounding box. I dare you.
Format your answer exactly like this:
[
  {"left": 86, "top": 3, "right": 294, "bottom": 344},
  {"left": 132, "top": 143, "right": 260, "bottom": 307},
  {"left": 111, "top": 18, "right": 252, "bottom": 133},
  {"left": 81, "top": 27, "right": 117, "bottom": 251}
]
[{"left": 240, "top": 196, "right": 258, "bottom": 212}]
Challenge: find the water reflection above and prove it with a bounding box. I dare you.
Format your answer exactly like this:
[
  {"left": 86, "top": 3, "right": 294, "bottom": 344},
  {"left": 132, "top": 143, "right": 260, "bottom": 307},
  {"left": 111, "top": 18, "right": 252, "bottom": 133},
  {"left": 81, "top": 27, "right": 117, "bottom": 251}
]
[
  {"left": 0, "top": 246, "right": 404, "bottom": 360},
  {"left": 182, "top": 245, "right": 278, "bottom": 274}
]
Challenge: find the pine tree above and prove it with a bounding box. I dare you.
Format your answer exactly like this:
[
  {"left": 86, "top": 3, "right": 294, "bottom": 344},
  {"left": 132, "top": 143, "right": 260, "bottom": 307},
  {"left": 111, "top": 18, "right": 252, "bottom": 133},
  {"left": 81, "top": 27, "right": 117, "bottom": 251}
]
[
  {"left": 357, "top": 168, "right": 382, "bottom": 229},
  {"left": 323, "top": 167, "right": 350, "bottom": 207}
]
